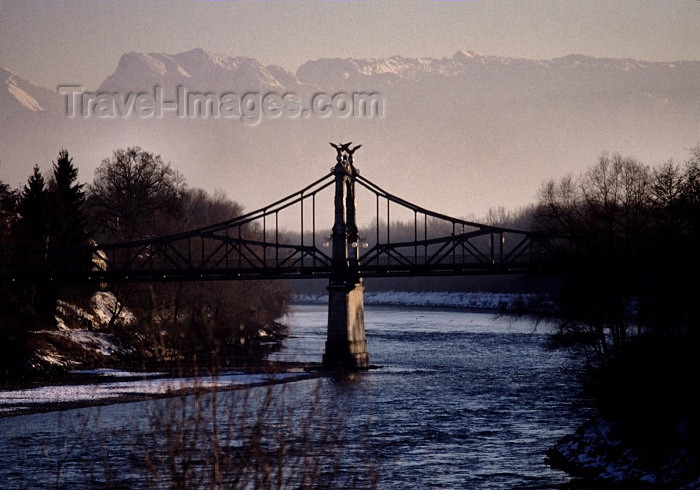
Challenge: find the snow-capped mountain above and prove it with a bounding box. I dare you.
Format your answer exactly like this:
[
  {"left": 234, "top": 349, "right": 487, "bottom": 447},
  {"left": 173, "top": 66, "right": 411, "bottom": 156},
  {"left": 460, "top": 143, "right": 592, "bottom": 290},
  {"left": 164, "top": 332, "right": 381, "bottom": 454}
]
[
  {"left": 297, "top": 51, "right": 699, "bottom": 102},
  {"left": 97, "top": 48, "right": 314, "bottom": 96},
  {"left": 4, "top": 49, "right": 697, "bottom": 118},
  {"left": 89, "top": 48, "right": 700, "bottom": 105},
  {"left": 0, "top": 50, "right": 698, "bottom": 221},
  {"left": 0, "top": 67, "right": 62, "bottom": 115}
]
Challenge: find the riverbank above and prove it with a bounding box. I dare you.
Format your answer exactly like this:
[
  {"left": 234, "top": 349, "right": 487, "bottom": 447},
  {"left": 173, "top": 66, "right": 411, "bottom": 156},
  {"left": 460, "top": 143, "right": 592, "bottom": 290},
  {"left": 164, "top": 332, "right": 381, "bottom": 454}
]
[
  {"left": 0, "top": 361, "right": 321, "bottom": 419},
  {"left": 546, "top": 416, "right": 700, "bottom": 489},
  {"left": 5, "top": 290, "right": 536, "bottom": 419},
  {"left": 293, "top": 290, "right": 556, "bottom": 313},
  {"left": 1, "top": 288, "right": 291, "bottom": 387}
]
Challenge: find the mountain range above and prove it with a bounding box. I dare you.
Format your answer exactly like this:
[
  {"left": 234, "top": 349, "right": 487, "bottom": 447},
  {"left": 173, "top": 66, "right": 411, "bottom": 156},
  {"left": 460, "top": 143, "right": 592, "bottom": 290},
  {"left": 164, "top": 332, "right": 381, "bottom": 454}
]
[{"left": 1, "top": 48, "right": 698, "bottom": 223}]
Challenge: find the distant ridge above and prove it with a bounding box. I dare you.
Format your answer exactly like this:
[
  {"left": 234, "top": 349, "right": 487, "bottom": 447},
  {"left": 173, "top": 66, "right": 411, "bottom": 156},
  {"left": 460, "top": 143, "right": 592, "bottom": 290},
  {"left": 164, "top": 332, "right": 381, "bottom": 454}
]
[{"left": 1, "top": 49, "right": 697, "bottom": 222}]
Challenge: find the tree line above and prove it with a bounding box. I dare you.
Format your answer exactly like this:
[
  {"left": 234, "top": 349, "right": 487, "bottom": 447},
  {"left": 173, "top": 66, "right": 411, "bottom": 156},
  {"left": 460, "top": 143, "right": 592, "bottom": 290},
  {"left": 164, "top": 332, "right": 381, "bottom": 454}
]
[
  {"left": 534, "top": 147, "right": 700, "bottom": 457},
  {"left": 0, "top": 147, "right": 290, "bottom": 381}
]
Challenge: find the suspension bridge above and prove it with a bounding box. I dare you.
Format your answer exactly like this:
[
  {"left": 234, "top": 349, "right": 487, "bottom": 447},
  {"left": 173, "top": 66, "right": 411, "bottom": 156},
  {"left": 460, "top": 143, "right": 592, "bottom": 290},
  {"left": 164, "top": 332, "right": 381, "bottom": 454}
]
[{"left": 8, "top": 144, "right": 561, "bottom": 369}]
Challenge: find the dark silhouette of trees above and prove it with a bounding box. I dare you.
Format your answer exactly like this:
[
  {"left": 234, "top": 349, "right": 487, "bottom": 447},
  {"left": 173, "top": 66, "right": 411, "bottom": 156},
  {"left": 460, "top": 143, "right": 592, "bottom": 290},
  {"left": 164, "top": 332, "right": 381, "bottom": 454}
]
[
  {"left": 0, "top": 179, "right": 17, "bottom": 224},
  {"left": 18, "top": 164, "right": 48, "bottom": 247},
  {"left": 0, "top": 179, "right": 26, "bottom": 379},
  {"left": 85, "top": 151, "right": 290, "bottom": 369},
  {"left": 88, "top": 147, "right": 185, "bottom": 242},
  {"left": 0, "top": 148, "right": 291, "bottom": 379},
  {"left": 11, "top": 152, "right": 94, "bottom": 332},
  {"left": 537, "top": 147, "right": 700, "bottom": 458},
  {"left": 1, "top": 163, "right": 54, "bottom": 377},
  {"left": 14, "top": 165, "right": 59, "bottom": 329},
  {"left": 0, "top": 179, "right": 18, "bottom": 269},
  {"left": 536, "top": 153, "right": 654, "bottom": 361},
  {"left": 47, "top": 149, "right": 88, "bottom": 251},
  {"left": 162, "top": 189, "right": 289, "bottom": 366},
  {"left": 85, "top": 147, "right": 187, "bottom": 361},
  {"left": 0, "top": 152, "right": 95, "bottom": 380},
  {"left": 650, "top": 160, "right": 686, "bottom": 233},
  {"left": 683, "top": 144, "right": 700, "bottom": 236}
]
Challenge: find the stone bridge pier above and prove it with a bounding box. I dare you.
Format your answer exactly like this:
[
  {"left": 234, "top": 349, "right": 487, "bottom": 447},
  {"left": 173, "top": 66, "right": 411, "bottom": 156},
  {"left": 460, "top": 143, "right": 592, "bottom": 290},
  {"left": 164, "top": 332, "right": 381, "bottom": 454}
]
[
  {"left": 323, "top": 281, "right": 369, "bottom": 369},
  {"left": 322, "top": 143, "right": 370, "bottom": 369}
]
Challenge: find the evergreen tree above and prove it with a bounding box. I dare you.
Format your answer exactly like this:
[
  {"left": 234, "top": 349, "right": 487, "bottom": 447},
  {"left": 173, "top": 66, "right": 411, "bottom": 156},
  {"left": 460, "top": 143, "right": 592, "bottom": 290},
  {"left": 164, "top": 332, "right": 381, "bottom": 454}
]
[
  {"left": 0, "top": 178, "right": 18, "bottom": 234},
  {"left": 47, "top": 149, "right": 88, "bottom": 249},
  {"left": 15, "top": 165, "right": 56, "bottom": 329},
  {"left": 0, "top": 178, "right": 18, "bottom": 277},
  {"left": 19, "top": 164, "right": 47, "bottom": 245}
]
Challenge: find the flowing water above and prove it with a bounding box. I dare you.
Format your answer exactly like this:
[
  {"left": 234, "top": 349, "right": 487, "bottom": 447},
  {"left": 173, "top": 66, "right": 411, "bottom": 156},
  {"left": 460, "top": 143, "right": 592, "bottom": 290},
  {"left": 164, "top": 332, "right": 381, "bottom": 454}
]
[{"left": 0, "top": 304, "right": 593, "bottom": 488}]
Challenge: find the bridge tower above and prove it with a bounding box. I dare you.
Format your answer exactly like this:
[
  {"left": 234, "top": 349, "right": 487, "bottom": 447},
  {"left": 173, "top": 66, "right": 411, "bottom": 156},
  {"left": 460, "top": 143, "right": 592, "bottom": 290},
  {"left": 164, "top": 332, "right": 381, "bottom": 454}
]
[{"left": 322, "top": 143, "right": 370, "bottom": 369}]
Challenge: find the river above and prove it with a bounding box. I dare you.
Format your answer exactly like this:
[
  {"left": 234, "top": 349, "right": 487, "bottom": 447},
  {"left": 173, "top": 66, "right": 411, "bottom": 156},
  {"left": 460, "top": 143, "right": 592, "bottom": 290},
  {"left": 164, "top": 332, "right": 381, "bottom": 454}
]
[{"left": 0, "top": 304, "right": 593, "bottom": 488}]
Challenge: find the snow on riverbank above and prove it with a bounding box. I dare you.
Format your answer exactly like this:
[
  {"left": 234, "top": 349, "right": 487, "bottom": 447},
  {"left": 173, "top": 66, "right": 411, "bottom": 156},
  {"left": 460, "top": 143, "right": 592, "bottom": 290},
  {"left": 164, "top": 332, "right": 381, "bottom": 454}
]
[
  {"left": 546, "top": 417, "right": 700, "bottom": 488},
  {"left": 56, "top": 291, "right": 135, "bottom": 331},
  {"left": 0, "top": 370, "right": 314, "bottom": 417},
  {"left": 29, "top": 291, "right": 136, "bottom": 372},
  {"left": 294, "top": 290, "right": 554, "bottom": 311}
]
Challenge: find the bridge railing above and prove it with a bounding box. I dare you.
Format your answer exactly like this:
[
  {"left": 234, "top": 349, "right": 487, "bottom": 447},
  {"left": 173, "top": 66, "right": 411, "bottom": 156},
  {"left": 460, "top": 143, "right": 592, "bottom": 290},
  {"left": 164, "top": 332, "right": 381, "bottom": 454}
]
[
  {"left": 353, "top": 173, "right": 559, "bottom": 274},
  {"left": 357, "top": 233, "right": 556, "bottom": 274}
]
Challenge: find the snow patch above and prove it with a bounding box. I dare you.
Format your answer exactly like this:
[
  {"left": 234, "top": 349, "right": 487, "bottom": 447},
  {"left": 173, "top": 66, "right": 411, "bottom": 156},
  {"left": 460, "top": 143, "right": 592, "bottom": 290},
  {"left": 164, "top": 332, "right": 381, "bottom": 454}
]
[
  {"left": 454, "top": 50, "right": 481, "bottom": 60},
  {"left": 38, "top": 292, "right": 138, "bottom": 371},
  {"left": 294, "top": 291, "right": 553, "bottom": 311},
  {"left": 547, "top": 417, "right": 700, "bottom": 487},
  {"left": 62, "top": 330, "right": 125, "bottom": 356},
  {"left": 0, "top": 372, "right": 311, "bottom": 410},
  {"left": 70, "top": 368, "right": 165, "bottom": 378},
  {"left": 38, "top": 352, "right": 68, "bottom": 366},
  {"left": 8, "top": 83, "right": 42, "bottom": 111},
  {"left": 92, "top": 291, "right": 135, "bottom": 326}
]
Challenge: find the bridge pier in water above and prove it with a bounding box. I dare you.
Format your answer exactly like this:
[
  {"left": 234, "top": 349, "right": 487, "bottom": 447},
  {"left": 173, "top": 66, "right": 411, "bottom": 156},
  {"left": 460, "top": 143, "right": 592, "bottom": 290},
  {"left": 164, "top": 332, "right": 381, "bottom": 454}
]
[
  {"left": 322, "top": 143, "right": 370, "bottom": 369},
  {"left": 323, "top": 281, "right": 369, "bottom": 369}
]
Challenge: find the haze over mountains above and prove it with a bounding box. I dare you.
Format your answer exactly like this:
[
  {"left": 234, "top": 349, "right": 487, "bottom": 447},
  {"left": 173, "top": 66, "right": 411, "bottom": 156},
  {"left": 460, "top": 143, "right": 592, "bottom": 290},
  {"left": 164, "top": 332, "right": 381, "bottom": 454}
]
[{"left": 1, "top": 48, "right": 698, "bottom": 224}]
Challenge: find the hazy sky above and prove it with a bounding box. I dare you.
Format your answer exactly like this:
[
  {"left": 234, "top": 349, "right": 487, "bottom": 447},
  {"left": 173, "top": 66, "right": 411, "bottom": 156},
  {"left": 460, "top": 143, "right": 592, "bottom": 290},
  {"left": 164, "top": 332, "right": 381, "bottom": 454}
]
[{"left": 1, "top": 0, "right": 698, "bottom": 90}]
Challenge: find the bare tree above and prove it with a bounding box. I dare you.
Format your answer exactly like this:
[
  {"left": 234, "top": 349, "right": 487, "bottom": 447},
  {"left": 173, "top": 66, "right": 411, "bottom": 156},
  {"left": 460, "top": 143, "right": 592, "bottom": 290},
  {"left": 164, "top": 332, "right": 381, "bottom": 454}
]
[
  {"left": 535, "top": 153, "right": 654, "bottom": 361},
  {"left": 650, "top": 160, "right": 686, "bottom": 233},
  {"left": 88, "top": 147, "right": 185, "bottom": 242}
]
